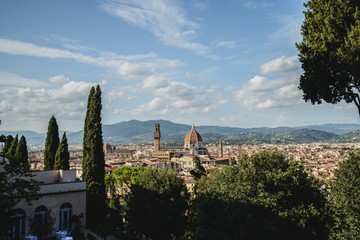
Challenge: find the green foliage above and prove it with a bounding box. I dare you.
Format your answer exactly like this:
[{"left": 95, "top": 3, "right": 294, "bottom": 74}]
[
  {"left": 126, "top": 169, "right": 189, "bottom": 240},
  {"left": 28, "top": 210, "right": 55, "bottom": 239},
  {"left": 82, "top": 85, "right": 106, "bottom": 227},
  {"left": 0, "top": 134, "right": 5, "bottom": 142},
  {"left": 297, "top": 0, "right": 360, "bottom": 115},
  {"left": 330, "top": 150, "right": 360, "bottom": 239},
  {"left": 54, "top": 132, "right": 70, "bottom": 170},
  {"left": 0, "top": 156, "right": 39, "bottom": 237},
  {"left": 230, "top": 157, "right": 237, "bottom": 165},
  {"left": 44, "top": 115, "right": 59, "bottom": 170},
  {"left": 15, "top": 135, "right": 29, "bottom": 170},
  {"left": 105, "top": 166, "right": 148, "bottom": 195},
  {"left": 195, "top": 149, "right": 329, "bottom": 240},
  {"left": 2, "top": 135, "right": 13, "bottom": 154},
  {"left": 190, "top": 156, "right": 206, "bottom": 181},
  {"left": 6, "top": 134, "right": 18, "bottom": 157}
]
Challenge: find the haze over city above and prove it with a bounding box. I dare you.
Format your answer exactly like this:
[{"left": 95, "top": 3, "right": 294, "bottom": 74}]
[{"left": 1, "top": 0, "right": 359, "bottom": 133}]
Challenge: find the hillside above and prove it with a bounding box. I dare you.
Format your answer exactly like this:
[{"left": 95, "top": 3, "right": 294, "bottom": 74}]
[{"left": 1, "top": 120, "right": 360, "bottom": 146}]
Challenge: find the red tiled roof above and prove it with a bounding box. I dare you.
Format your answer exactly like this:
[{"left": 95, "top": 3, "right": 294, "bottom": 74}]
[{"left": 184, "top": 124, "right": 203, "bottom": 143}]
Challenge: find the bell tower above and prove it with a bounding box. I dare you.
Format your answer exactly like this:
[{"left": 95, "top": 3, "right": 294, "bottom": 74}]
[
  {"left": 219, "top": 138, "right": 223, "bottom": 157},
  {"left": 154, "top": 120, "right": 161, "bottom": 152}
]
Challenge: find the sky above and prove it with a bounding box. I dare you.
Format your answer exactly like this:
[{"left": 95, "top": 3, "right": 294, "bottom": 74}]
[{"left": 0, "top": 0, "right": 359, "bottom": 133}]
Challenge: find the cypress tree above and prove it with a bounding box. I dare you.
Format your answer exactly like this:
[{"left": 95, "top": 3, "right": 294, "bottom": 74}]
[
  {"left": 54, "top": 132, "right": 70, "bottom": 170},
  {"left": 82, "top": 85, "right": 106, "bottom": 227},
  {"left": 6, "top": 134, "right": 18, "bottom": 157},
  {"left": 44, "top": 115, "right": 59, "bottom": 170},
  {"left": 3, "top": 135, "right": 14, "bottom": 155},
  {"left": 15, "top": 135, "right": 29, "bottom": 170},
  {"left": 190, "top": 155, "right": 206, "bottom": 180}
]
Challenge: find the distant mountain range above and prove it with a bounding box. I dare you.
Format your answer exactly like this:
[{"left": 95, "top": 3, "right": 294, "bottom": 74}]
[{"left": 1, "top": 120, "right": 360, "bottom": 147}]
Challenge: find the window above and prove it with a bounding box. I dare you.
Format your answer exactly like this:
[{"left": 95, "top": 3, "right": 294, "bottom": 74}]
[
  {"left": 60, "top": 203, "right": 72, "bottom": 232},
  {"left": 33, "top": 206, "right": 48, "bottom": 238},
  {"left": 11, "top": 209, "right": 25, "bottom": 240}
]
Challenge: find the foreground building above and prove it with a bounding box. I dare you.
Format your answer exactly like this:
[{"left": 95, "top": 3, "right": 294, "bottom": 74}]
[{"left": 1, "top": 155, "right": 86, "bottom": 239}]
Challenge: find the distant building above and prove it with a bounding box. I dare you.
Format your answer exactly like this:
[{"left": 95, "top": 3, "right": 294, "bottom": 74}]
[
  {"left": 114, "top": 148, "right": 135, "bottom": 160},
  {"left": 103, "top": 143, "right": 113, "bottom": 154},
  {"left": 152, "top": 122, "right": 209, "bottom": 160}
]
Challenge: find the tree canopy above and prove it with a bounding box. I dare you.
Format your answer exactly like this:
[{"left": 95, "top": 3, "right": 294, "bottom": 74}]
[
  {"left": 44, "top": 115, "right": 59, "bottom": 170},
  {"left": 330, "top": 150, "right": 360, "bottom": 239},
  {"left": 126, "top": 169, "right": 189, "bottom": 240},
  {"left": 6, "top": 134, "right": 18, "bottom": 157},
  {"left": 190, "top": 155, "right": 206, "bottom": 180},
  {"left": 54, "top": 132, "right": 69, "bottom": 170},
  {"left": 296, "top": 0, "right": 360, "bottom": 115},
  {"left": 82, "top": 85, "right": 106, "bottom": 227},
  {"left": 15, "top": 135, "right": 29, "bottom": 170},
  {"left": 194, "top": 149, "right": 329, "bottom": 240},
  {"left": 2, "top": 135, "right": 13, "bottom": 155}
]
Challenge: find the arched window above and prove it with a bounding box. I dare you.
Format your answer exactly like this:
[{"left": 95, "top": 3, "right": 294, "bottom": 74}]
[
  {"left": 33, "top": 206, "right": 48, "bottom": 238},
  {"left": 60, "top": 203, "right": 72, "bottom": 232},
  {"left": 11, "top": 209, "right": 25, "bottom": 240}
]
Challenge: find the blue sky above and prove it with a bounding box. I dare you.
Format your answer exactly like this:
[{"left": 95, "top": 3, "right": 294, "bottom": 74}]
[{"left": 0, "top": 0, "right": 359, "bottom": 133}]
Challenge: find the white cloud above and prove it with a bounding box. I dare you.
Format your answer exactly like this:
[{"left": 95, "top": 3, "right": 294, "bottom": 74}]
[
  {"left": 331, "top": 104, "right": 356, "bottom": 112},
  {"left": 154, "top": 81, "right": 198, "bottom": 101},
  {"left": 117, "top": 62, "right": 155, "bottom": 78},
  {"left": 0, "top": 38, "right": 95, "bottom": 63},
  {"left": 270, "top": 14, "right": 303, "bottom": 45},
  {"left": 216, "top": 40, "right": 236, "bottom": 49},
  {"left": 241, "top": 2, "right": 274, "bottom": 9},
  {"left": 220, "top": 113, "right": 244, "bottom": 124},
  {"left": 0, "top": 81, "right": 97, "bottom": 127},
  {"left": 49, "top": 75, "right": 69, "bottom": 84},
  {"left": 234, "top": 73, "right": 303, "bottom": 109},
  {"left": 142, "top": 75, "right": 170, "bottom": 89},
  {"left": 0, "top": 71, "right": 51, "bottom": 88},
  {"left": 260, "top": 56, "right": 299, "bottom": 74},
  {"left": 275, "top": 115, "right": 291, "bottom": 126},
  {"left": 130, "top": 97, "right": 173, "bottom": 115},
  {"left": 51, "top": 81, "right": 95, "bottom": 102},
  {"left": 0, "top": 38, "right": 181, "bottom": 80},
  {"left": 0, "top": 100, "right": 12, "bottom": 112},
  {"left": 100, "top": 0, "right": 209, "bottom": 55},
  {"left": 106, "top": 90, "right": 124, "bottom": 102},
  {"left": 191, "top": 0, "right": 208, "bottom": 10}
]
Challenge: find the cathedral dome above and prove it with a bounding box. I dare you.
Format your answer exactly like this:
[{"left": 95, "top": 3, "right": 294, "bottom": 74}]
[{"left": 184, "top": 124, "right": 203, "bottom": 150}]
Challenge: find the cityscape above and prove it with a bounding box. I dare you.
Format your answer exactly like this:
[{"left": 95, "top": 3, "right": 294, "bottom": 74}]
[
  {"left": 26, "top": 122, "right": 360, "bottom": 182},
  {"left": 2, "top": 0, "right": 360, "bottom": 239}
]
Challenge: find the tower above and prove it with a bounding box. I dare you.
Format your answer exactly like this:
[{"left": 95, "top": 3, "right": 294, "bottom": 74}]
[
  {"left": 219, "top": 138, "right": 223, "bottom": 157},
  {"left": 237, "top": 143, "right": 243, "bottom": 159},
  {"left": 154, "top": 120, "right": 161, "bottom": 152}
]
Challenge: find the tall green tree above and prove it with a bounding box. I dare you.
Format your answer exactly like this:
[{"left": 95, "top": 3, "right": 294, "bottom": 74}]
[
  {"left": 330, "top": 150, "right": 360, "bottom": 239},
  {"left": 190, "top": 155, "right": 206, "bottom": 180},
  {"left": 126, "top": 169, "right": 189, "bottom": 240},
  {"left": 54, "top": 132, "right": 70, "bottom": 170},
  {"left": 82, "top": 85, "right": 106, "bottom": 227},
  {"left": 15, "top": 135, "right": 29, "bottom": 170},
  {"left": 296, "top": 0, "right": 360, "bottom": 115},
  {"left": 6, "top": 134, "right": 18, "bottom": 157},
  {"left": 44, "top": 115, "right": 59, "bottom": 170},
  {"left": 2, "top": 135, "right": 13, "bottom": 155},
  {"left": 195, "top": 149, "right": 329, "bottom": 240}
]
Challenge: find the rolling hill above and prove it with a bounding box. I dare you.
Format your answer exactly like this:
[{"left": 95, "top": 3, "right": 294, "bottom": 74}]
[{"left": 1, "top": 120, "right": 360, "bottom": 147}]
